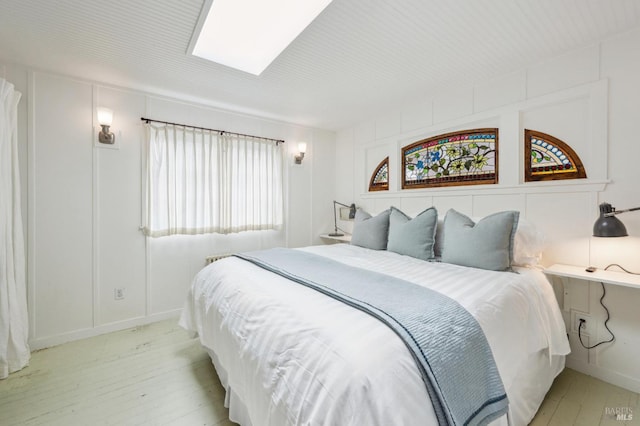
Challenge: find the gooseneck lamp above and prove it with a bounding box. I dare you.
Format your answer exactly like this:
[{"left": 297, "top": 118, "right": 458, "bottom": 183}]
[
  {"left": 593, "top": 202, "right": 640, "bottom": 237},
  {"left": 329, "top": 201, "right": 356, "bottom": 237}
]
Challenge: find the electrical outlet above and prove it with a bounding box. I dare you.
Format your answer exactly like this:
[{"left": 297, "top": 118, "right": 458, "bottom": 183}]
[
  {"left": 571, "top": 310, "right": 592, "bottom": 336},
  {"left": 114, "top": 288, "right": 125, "bottom": 300}
]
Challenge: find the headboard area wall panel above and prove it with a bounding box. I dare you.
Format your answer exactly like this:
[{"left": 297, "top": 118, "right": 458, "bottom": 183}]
[
  {"left": 335, "top": 28, "right": 640, "bottom": 393},
  {"left": 349, "top": 78, "right": 608, "bottom": 267}
]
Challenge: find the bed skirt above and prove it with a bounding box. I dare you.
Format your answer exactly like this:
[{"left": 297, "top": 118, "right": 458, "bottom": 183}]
[{"left": 205, "top": 346, "right": 564, "bottom": 426}]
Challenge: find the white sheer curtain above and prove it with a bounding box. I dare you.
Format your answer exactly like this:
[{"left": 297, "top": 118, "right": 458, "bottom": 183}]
[
  {"left": 0, "top": 78, "right": 29, "bottom": 379},
  {"left": 143, "top": 124, "right": 284, "bottom": 237}
]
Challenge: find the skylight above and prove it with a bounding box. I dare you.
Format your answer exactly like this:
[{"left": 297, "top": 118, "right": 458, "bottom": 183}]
[{"left": 191, "top": 0, "right": 333, "bottom": 76}]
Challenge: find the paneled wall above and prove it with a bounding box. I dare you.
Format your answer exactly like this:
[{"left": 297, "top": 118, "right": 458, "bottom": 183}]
[
  {"left": 335, "top": 28, "right": 640, "bottom": 392},
  {"left": 337, "top": 80, "right": 607, "bottom": 266},
  {"left": 2, "top": 65, "right": 335, "bottom": 349}
]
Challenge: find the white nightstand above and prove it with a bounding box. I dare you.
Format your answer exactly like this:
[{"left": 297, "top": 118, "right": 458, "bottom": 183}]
[
  {"left": 544, "top": 264, "right": 640, "bottom": 290},
  {"left": 320, "top": 233, "right": 352, "bottom": 243}
]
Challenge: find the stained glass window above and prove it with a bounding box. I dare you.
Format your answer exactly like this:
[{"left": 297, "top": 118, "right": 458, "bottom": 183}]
[
  {"left": 369, "top": 157, "right": 389, "bottom": 191},
  {"left": 402, "top": 129, "right": 498, "bottom": 189},
  {"left": 525, "top": 129, "right": 586, "bottom": 182}
]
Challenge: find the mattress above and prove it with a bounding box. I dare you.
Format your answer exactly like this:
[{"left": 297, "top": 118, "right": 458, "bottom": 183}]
[{"left": 180, "top": 244, "right": 570, "bottom": 426}]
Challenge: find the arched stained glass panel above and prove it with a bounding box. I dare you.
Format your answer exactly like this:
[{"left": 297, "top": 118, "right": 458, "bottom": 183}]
[
  {"left": 369, "top": 157, "right": 389, "bottom": 191},
  {"left": 525, "top": 129, "right": 586, "bottom": 182},
  {"left": 402, "top": 128, "right": 498, "bottom": 189}
]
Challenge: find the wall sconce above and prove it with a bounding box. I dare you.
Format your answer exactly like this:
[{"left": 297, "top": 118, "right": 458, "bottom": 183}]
[
  {"left": 593, "top": 202, "right": 640, "bottom": 237},
  {"left": 294, "top": 142, "right": 307, "bottom": 164},
  {"left": 97, "top": 107, "right": 115, "bottom": 144}
]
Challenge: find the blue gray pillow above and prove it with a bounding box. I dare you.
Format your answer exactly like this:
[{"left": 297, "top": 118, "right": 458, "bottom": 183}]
[
  {"left": 387, "top": 207, "right": 438, "bottom": 261},
  {"left": 441, "top": 209, "right": 519, "bottom": 271},
  {"left": 350, "top": 209, "right": 391, "bottom": 250}
]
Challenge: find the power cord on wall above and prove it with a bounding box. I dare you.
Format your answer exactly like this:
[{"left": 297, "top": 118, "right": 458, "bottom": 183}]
[
  {"left": 576, "top": 263, "right": 636, "bottom": 349},
  {"left": 577, "top": 281, "right": 615, "bottom": 349}
]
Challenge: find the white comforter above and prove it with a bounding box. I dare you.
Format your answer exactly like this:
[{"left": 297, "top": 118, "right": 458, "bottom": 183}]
[{"left": 180, "top": 244, "right": 570, "bottom": 426}]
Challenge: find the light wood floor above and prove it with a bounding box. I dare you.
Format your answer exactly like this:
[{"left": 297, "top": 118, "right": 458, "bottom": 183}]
[
  {"left": 0, "top": 319, "right": 637, "bottom": 426},
  {"left": 530, "top": 368, "right": 639, "bottom": 426},
  {"left": 0, "top": 319, "right": 235, "bottom": 426}
]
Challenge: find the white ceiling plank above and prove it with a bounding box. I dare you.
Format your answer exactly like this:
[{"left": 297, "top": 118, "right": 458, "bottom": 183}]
[{"left": 0, "top": 0, "right": 638, "bottom": 130}]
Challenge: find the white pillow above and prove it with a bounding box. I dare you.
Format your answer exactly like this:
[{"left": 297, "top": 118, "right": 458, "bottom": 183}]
[{"left": 512, "top": 217, "right": 546, "bottom": 267}]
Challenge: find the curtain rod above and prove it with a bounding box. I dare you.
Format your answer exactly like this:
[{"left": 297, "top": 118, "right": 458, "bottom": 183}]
[{"left": 140, "top": 117, "right": 285, "bottom": 144}]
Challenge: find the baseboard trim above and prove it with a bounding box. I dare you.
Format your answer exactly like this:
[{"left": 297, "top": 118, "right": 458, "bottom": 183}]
[
  {"left": 29, "top": 310, "right": 182, "bottom": 351},
  {"left": 566, "top": 357, "right": 640, "bottom": 393}
]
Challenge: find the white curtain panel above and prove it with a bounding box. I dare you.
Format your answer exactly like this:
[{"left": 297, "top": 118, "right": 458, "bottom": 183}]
[
  {"left": 143, "top": 124, "right": 284, "bottom": 237},
  {"left": 0, "top": 78, "right": 30, "bottom": 379}
]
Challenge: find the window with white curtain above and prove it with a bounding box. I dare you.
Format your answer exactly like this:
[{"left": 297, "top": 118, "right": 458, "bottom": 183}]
[{"left": 142, "top": 123, "right": 284, "bottom": 237}]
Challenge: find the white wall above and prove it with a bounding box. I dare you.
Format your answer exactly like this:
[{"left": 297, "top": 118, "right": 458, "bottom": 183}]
[
  {"left": 1, "top": 64, "right": 336, "bottom": 349},
  {"left": 336, "top": 28, "right": 640, "bottom": 392}
]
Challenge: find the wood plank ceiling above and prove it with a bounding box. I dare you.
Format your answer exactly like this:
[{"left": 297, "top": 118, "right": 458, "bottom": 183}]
[{"left": 0, "top": 0, "right": 639, "bottom": 130}]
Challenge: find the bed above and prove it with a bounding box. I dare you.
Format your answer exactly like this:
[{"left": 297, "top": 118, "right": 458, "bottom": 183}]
[{"left": 180, "top": 240, "right": 570, "bottom": 426}]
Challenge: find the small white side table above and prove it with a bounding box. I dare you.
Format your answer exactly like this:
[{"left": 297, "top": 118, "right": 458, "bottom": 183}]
[
  {"left": 319, "top": 233, "right": 352, "bottom": 243},
  {"left": 544, "top": 264, "right": 640, "bottom": 290}
]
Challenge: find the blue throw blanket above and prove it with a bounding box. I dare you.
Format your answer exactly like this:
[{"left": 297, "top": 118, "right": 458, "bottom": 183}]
[{"left": 234, "top": 248, "right": 508, "bottom": 426}]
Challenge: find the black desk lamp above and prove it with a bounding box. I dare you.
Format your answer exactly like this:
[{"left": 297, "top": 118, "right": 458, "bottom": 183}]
[
  {"left": 329, "top": 201, "right": 357, "bottom": 237},
  {"left": 593, "top": 202, "right": 640, "bottom": 237}
]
